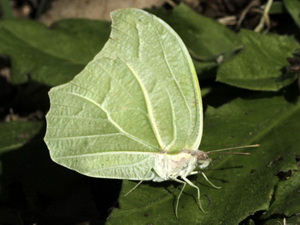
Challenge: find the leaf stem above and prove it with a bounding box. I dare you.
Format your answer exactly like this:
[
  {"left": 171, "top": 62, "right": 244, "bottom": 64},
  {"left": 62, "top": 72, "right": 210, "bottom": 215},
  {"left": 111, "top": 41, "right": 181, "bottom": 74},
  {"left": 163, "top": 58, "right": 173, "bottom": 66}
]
[{"left": 254, "top": 0, "right": 273, "bottom": 33}]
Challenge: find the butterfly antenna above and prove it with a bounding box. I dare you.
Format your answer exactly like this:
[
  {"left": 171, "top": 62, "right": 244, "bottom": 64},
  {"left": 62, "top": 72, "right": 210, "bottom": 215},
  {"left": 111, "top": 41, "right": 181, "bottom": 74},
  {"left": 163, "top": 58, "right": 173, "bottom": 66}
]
[{"left": 206, "top": 144, "right": 260, "bottom": 155}]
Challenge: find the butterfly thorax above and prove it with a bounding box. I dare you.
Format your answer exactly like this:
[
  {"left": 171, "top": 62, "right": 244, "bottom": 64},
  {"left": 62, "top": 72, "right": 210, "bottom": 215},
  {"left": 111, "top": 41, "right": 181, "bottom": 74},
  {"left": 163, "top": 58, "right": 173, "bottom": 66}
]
[{"left": 151, "top": 150, "right": 211, "bottom": 182}]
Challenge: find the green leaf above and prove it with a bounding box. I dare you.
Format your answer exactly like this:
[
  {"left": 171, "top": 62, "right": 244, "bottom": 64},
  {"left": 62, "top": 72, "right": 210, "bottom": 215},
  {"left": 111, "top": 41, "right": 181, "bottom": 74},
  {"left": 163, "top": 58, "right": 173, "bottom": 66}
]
[
  {"left": 0, "top": 19, "right": 110, "bottom": 86},
  {"left": 44, "top": 9, "right": 202, "bottom": 178},
  {"left": 107, "top": 95, "right": 300, "bottom": 224},
  {"left": 217, "top": 29, "right": 299, "bottom": 91},
  {"left": 150, "top": 4, "right": 241, "bottom": 74},
  {"left": 0, "top": 0, "right": 14, "bottom": 19},
  {"left": 0, "top": 121, "right": 43, "bottom": 154},
  {"left": 262, "top": 171, "right": 300, "bottom": 218},
  {"left": 284, "top": 0, "right": 300, "bottom": 28}
]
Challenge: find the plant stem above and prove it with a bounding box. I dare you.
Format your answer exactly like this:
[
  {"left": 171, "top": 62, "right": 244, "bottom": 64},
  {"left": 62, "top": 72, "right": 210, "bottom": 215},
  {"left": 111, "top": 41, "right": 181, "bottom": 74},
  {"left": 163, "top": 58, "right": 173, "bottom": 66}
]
[{"left": 254, "top": 0, "right": 273, "bottom": 33}]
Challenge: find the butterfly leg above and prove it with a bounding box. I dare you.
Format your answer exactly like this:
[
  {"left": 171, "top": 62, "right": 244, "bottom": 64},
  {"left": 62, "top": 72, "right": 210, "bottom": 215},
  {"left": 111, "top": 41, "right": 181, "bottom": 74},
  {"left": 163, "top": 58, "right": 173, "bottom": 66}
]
[
  {"left": 124, "top": 167, "right": 154, "bottom": 197},
  {"left": 189, "top": 171, "right": 198, "bottom": 175},
  {"left": 123, "top": 180, "right": 144, "bottom": 197},
  {"left": 201, "top": 172, "right": 221, "bottom": 189},
  {"left": 170, "top": 176, "right": 186, "bottom": 218},
  {"left": 189, "top": 171, "right": 221, "bottom": 189},
  {"left": 181, "top": 176, "right": 206, "bottom": 213}
]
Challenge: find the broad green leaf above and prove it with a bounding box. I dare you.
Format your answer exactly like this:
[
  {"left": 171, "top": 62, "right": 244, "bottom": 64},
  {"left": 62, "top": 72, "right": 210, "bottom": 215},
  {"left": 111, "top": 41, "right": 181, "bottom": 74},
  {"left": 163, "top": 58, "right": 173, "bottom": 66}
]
[
  {"left": 107, "top": 95, "right": 300, "bottom": 224},
  {"left": 0, "top": 19, "right": 110, "bottom": 86},
  {"left": 262, "top": 170, "right": 300, "bottom": 218},
  {"left": 44, "top": 9, "right": 202, "bottom": 179},
  {"left": 269, "top": 1, "right": 286, "bottom": 14},
  {"left": 150, "top": 4, "right": 241, "bottom": 74},
  {"left": 0, "top": 121, "right": 43, "bottom": 154},
  {"left": 217, "top": 29, "right": 299, "bottom": 91},
  {"left": 284, "top": 0, "right": 300, "bottom": 28}
]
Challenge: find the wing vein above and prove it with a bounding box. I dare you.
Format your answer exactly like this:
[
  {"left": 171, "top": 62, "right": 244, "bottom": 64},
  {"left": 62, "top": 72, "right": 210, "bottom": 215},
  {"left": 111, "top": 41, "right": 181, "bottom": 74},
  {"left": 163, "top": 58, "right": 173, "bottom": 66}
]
[
  {"left": 153, "top": 21, "right": 193, "bottom": 141},
  {"left": 56, "top": 151, "right": 159, "bottom": 159},
  {"left": 72, "top": 70, "right": 145, "bottom": 112},
  {"left": 46, "top": 133, "right": 121, "bottom": 140},
  {"left": 121, "top": 60, "right": 165, "bottom": 150},
  {"left": 164, "top": 88, "right": 177, "bottom": 150},
  {"left": 48, "top": 115, "right": 107, "bottom": 121},
  {"left": 90, "top": 156, "right": 152, "bottom": 172},
  {"left": 68, "top": 92, "right": 159, "bottom": 150}
]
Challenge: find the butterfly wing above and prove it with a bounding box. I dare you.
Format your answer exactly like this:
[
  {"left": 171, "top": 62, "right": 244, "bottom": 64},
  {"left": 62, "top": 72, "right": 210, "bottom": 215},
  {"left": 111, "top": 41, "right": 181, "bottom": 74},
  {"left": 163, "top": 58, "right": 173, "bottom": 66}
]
[{"left": 44, "top": 9, "right": 202, "bottom": 179}]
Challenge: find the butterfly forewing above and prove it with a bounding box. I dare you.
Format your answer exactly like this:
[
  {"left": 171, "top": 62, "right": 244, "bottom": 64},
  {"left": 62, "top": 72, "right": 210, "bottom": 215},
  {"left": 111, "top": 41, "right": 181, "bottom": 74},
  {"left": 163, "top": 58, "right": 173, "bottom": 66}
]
[{"left": 44, "top": 9, "right": 202, "bottom": 179}]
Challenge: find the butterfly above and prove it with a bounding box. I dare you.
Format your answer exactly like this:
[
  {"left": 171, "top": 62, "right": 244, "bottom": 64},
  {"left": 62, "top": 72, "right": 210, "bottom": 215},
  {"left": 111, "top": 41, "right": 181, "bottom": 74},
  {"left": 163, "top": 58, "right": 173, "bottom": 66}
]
[{"left": 44, "top": 8, "right": 257, "bottom": 217}]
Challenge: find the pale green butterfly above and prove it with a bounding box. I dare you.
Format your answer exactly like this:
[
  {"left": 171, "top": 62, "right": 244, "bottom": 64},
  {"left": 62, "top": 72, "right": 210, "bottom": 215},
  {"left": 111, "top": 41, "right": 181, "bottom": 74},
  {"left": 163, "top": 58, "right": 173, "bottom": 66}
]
[{"left": 44, "top": 8, "right": 257, "bottom": 217}]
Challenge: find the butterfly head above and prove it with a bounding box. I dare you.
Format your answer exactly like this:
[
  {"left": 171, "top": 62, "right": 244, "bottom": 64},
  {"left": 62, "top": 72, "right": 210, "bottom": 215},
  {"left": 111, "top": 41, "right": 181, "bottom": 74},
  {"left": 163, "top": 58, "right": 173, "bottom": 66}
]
[{"left": 196, "top": 151, "right": 211, "bottom": 169}]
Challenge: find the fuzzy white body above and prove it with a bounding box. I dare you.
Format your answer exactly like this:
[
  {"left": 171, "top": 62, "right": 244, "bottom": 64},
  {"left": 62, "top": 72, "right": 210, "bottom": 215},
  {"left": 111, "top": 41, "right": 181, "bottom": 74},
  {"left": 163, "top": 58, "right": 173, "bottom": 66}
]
[{"left": 151, "top": 150, "right": 211, "bottom": 182}]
